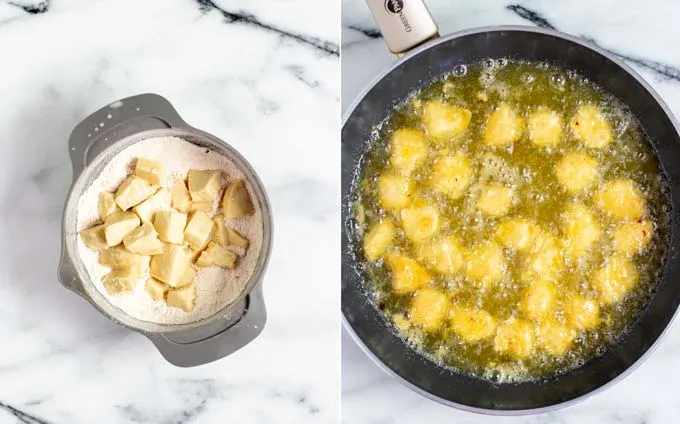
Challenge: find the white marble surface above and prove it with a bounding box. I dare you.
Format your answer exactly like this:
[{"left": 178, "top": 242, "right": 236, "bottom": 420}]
[
  {"left": 0, "top": 0, "right": 339, "bottom": 423},
  {"left": 342, "top": 0, "right": 680, "bottom": 422}
]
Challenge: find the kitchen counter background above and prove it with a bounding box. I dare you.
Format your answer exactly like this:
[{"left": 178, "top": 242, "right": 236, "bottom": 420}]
[
  {"left": 0, "top": 0, "right": 338, "bottom": 423},
  {"left": 342, "top": 0, "right": 680, "bottom": 423}
]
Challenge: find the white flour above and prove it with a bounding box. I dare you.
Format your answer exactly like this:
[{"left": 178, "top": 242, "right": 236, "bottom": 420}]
[{"left": 76, "top": 136, "right": 264, "bottom": 324}]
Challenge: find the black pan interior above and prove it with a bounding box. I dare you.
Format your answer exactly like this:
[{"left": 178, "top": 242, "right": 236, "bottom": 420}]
[{"left": 342, "top": 28, "right": 680, "bottom": 411}]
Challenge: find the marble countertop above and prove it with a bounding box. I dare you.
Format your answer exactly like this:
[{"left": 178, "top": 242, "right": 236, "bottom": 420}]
[
  {"left": 342, "top": 0, "right": 680, "bottom": 423},
  {"left": 0, "top": 0, "right": 339, "bottom": 423}
]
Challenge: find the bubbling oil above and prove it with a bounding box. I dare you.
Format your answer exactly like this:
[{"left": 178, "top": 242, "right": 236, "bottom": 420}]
[{"left": 354, "top": 60, "right": 669, "bottom": 382}]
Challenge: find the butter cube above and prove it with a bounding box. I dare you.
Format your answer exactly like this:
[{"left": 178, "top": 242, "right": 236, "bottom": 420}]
[
  {"left": 154, "top": 209, "right": 187, "bottom": 244},
  {"left": 145, "top": 277, "right": 169, "bottom": 301},
  {"left": 190, "top": 201, "right": 213, "bottom": 213},
  {"left": 178, "top": 266, "right": 196, "bottom": 287},
  {"left": 80, "top": 224, "right": 108, "bottom": 251},
  {"left": 98, "top": 191, "right": 119, "bottom": 221},
  {"left": 150, "top": 244, "right": 191, "bottom": 287},
  {"left": 123, "top": 222, "right": 164, "bottom": 255},
  {"left": 227, "top": 228, "right": 249, "bottom": 249},
  {"left": 98, "top": 246, "right": 150, "bottom": 276},
  {"left": 135, "top": 158, "right": 164, "bottom": 185},
  {"left": 186, "top": 245, "right": 203, "bottom": 263},
  {"left": 102, "top": 268, "right": 139, "bottom": 295},
  {"left": 222, "top": 180, "right": 254, "bottom": 218},
  {"left": 115, "top": 175, "right": 156, "bottom": 211},
  {"left": 196, "top": 241, "right": 237, "bottom": 269},
  {"left": 104, "top": 211, "right": 140, "bottom": 246},
  {"left": 171, "top": 179, "right": 191, "bottom": 213},
  {"left": 188, "top": 169, "right": 222, "bottom": 202},
  {"left": 212, "top": 214, "right": 229, "bottom": 246},
  {"left": 133, "top": 188, "right": 171, "bottom": 223},
  {"left": 166, "top": 283, "right": 196, "bottom": 312},
  {"left": 184, "top": 211, "right": 214, "bottom": 249}
]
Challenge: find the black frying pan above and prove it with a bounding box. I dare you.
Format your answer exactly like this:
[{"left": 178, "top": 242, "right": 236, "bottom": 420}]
[{"left": 341, "top": 7, "right": 680, "bottom": 414}]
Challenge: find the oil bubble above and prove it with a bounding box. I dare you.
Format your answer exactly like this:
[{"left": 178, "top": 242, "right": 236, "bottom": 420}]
[
  {"left": 550, "top": 73, "right": 566, "bottom": 90},
  {"left": 497, "top": 58, "right": 508, "bottom": 68},
  {"left": 521, "top": 73, "right": 534, "bottom": 84},
  {"left": 484, "top": 58, "right": 495, "bottom": 69},
  {"left": 453, "top": 64, "right": 467, "bottom": 77}
]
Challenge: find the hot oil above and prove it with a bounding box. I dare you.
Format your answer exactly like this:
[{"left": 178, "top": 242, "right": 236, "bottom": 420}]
[{"left": 354, "top": 60, "right": 670, "bottom": 382}]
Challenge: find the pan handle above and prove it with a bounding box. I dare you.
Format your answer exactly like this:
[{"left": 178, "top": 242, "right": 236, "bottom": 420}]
[{"left": 365, "top": 0, "right": 439, "bottom": 55}]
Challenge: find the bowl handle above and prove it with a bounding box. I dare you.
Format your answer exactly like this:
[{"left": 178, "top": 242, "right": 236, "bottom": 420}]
[
  {"left": 145, "top": 284, "right": 267, "bottom": 367},
  {"left": 67, "top": 93, "right": 189, "bottom": 180}
]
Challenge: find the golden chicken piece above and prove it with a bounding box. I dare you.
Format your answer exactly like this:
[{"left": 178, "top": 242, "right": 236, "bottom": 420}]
[
  {"left": 571, "top": 105, "right": 612, "bottom": 149},
  {"left": 495, "top": 218, "right": 539, "bottom": 252},
  {"left": 429, "top": 152, "right": 473, "bottom": 199},
  {"left": 400, "top": 200, "right": 440, "bottom": 243},
  {"left": 592, "top": 255, "right": 639, "bottom": 304},
  {"left": 565, "top": 295, "right": 600, "bottom": 330},
  {"left": 527, "top": 109, "right": 563, "bottom": 147},
  {"left": 613, "top": 220, "right": 653, "bottom": 256},
  {"left": 450, "top": 308, "right": 497, "bottom": 342},
  {"left": 409, "top": 288, "right": 450, "bottom": 331},
  {"left": 363, "top": 220, "right": 395, "bottom": 262},
  {"left": 416, "top": 235, "right": 465, "bottom": 275},
  {"left": 422, "top": 100, "right": 472, "bottom": 142},
  {"left": 389, "top": 128, "right": 428, "bottom": 174},
  {"left": 465, "top": 242, "right": 507, "bottom": 286},
  {"left": 477, "top": 184, "right": 514, "bottom": 217},
  {"left": 494, "top": 318, "right": 535, "bottom": 359},
  {"left": 384, "top": 253, "right": 431, "bottom": 294},
  {"left": 520, "top": 280, "right": 557, "bottom": 321},
  {"left": 595, "top": 179, "right": 646, "bottom": 221},
  {"left": 537, "top": 319, "right": 576, "bottom": 357},
  {"left": 554, "top": 152, "right": 599, "bottom": 194},
  {"left": 378, "top": 173, "right": 413, "bottom": 211},
  {"left": 561, "top": 203, "right": 601, "bottom": 258},
  {"left": 483, "top": 103, "right": 523, "bottom": 147}
]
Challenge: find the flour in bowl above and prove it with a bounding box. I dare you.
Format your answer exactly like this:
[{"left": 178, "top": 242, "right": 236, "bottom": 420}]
[{"left": 76, "top": 136, "right": 264, "bottom": 324}]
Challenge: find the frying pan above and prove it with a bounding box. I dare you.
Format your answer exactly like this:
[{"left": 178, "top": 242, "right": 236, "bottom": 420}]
[{"left": 341, "top": 0, "right": 680, "bottom": 413}]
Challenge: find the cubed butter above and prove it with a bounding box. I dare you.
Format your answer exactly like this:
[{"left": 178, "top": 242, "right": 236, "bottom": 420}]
[
  {"left": 102, "top": 269, "right": 139, "bottom": 295},
  {"left": 104, "top": 211, "right": 140, "bottom": 246},
  {"left": 189, "top": 201, "right": 213, "bottom": 213},
  {"left": 196, "top": 241, "right": 237, "bottom": 269},
  {"left": 80, "top": 224, "right": 108, "bottom": 251},
  {"left": 115, "top": 175, "right": 156, "bottom": 211},
  {"left": 184, "top": 211, "right": 214, "bottom": 249},
  {"left": 186, "top": 245, "right": 203, "bottom": 263},
  {"left": 166, "top": 283, "right": 196, "bottom": 312},
  {"left": 123, "top": 222, "right": 164, "bottom": 255},
  {"left": 178, "top": 265, "right": 196, "bottom": 287},
  {"left": 150, "top": 244, "right": 191, "bottom": 287},
  {"left": 98, "top": 246, "right": 150, "bottom": 276},
  {"left": 171, "top": 179, "right": 191, "bottom": 213},
  {"left": 212, "top": 214, "right": 229, "bottom": 246},
  {"left": 135, "top": 158, "right": 164, "bottom": 185},
  {"left": 222, "top": 180, "right": 254, "bottom": 218},
  {"left": 98, "top": 191, "right": 119, "bottom": 221},
  {"left": 154, "top": 209, "right": 187, "bottom": 244},
  {"left": 187, "top": 169, "right": 222, "bottom": 202},
  {"left": 227, "top": 228, "right": 249, "bottom": 249},
  {"left": 133, "top": 188, "right": 171, "bottom": 223},
  {"left": 145, "top": 277, "right": 169, "bottom": 301}
]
